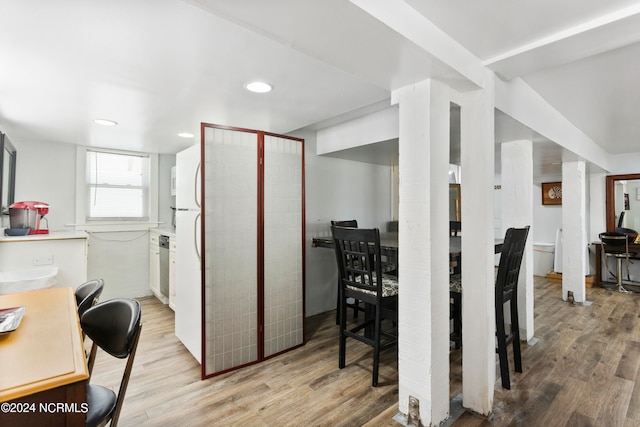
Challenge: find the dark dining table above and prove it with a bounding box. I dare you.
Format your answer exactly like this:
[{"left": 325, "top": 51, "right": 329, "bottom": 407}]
[
  {"left": 311, "top": 232, "right": 503, "bottom": 257},
  {"left": 312, "top": 231, "right": 503, "bottom": 348}
]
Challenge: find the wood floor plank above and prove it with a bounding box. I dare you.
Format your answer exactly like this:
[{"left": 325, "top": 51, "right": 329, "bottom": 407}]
[
  {"left": 626, "top": 357, "right": 640, "bottom": 422},
  {"left": 615, "top": 341, "right": 640, "bottom": 381}
]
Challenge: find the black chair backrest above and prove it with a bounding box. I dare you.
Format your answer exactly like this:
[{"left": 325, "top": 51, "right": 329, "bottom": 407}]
[
  {"left": 331, "top": 219, "right": 358, "bottom": 228},
  {"left": 615, "top": 227, "right": 638, "bottom": 238},
  {"left": 81, "top": 298, "right": 141, "bottom": 359},
  {"left": 75, "top": 279, "right": 104, "bottom": 319},
  {"left": 331, "top": 226, "right": 383, "bottom": 303},
  {"left": 495, "top": 226, "right": 530, "bottom": 302},
  {"left": 618, "top": 211, "right": 626, "bottom": 228},
  {"left": 600, "top": 231, "right": 628, "bottom": 247}
]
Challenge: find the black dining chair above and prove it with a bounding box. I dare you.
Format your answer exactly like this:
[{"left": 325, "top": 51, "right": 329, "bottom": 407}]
[
  {"left": 331, "top": 225, "right": 398, "bottom": 387},
  {"left": 449, "top": 274, "right": 462, "bottom": 349},
  {"left": 331, "top": 220, "right": 398, "bottom": 324},
  {"left": 76, "top": 279, "right": 105, "bottom": 320},
  {"left": 331, "top": 220, "right": 363, "bottom": 323},
  {"left": 81, "top": 298, "right": 142, "bottom": 427},
  {"left": 76, "top": 279, "right": 105, "bottom": 375},
  {"left": 449, "top": 221, "right": 462, "bottom": 274},
  {"left": 449, "top": 221, "right": 461, "bottom": 236},
  {"left": 495, "top": 226, "right": 529, "bottom": 389}
]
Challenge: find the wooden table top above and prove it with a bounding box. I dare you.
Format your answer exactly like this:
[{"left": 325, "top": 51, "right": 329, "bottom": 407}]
[{"left": 0, "top": 287, "right": 88, "bottom": 402}]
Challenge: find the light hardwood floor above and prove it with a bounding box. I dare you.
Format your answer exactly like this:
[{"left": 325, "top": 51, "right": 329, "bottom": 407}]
[{"left": 90, "top": 277, "right": 640, "bottom": 426}]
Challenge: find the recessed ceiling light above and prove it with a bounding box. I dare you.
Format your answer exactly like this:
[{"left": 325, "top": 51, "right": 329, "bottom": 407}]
[
  {"left": 178, "top": 132, "right": 195, "bottom": 138},
  {"left": 93, "top": 119, "right": 117, "bottom": 126},
  {"left": 245, "top": 81, "right": 273, "bottom": 93}
]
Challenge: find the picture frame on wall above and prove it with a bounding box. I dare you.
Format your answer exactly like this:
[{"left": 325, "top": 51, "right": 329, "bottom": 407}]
[{"left": 542, "top": 182, "right": 562, "bottom": 205}]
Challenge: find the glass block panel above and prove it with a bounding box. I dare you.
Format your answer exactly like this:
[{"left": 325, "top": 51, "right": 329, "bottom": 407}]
[
  {"left": 203, "top": 126, "right": 259, "bottom": 376},
  {"left": 263, "top": 135, "right": 304, "bottom": 357}
]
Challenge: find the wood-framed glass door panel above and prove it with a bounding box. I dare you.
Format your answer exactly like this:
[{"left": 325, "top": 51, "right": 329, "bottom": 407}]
[
  {"left": 263, "top": 134, "right": 305, "bottom": 358},
  {"left": 202, "top": 125, "right": 259, "bottom": 377}
]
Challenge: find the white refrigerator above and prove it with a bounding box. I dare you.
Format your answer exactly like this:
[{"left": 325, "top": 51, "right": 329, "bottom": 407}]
[{"left": 174, "top": 143, "right": 202, "bottom": 363}]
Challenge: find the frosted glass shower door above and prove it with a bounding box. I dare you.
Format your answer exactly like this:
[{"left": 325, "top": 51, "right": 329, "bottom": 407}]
[
  {"left": 263, "top": 135, "right": 305, "bottom": 358},
  {"left": 202, "top": 125, "right": 259, "bottom": 377}
]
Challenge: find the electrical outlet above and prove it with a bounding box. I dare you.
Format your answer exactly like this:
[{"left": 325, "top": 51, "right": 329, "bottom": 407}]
[{"left": 34, "top": 255, "right": 54, "bottom": 266}]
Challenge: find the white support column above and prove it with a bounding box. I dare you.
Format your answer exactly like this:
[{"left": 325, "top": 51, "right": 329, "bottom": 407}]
[
  {"left": 460, "top": 69, "right": 495, "bottom": 415},
  {"left": 500, "top": 140, "right": 534, "bottom": 341},
  {"left": 562, "top": 161, "right": 587, "bottom": 302},
  {"left": 392, "top": 78, "right": 450, "bottom": 426}
]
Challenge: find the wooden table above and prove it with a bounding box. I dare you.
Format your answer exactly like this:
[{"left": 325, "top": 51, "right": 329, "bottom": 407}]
[{"left": 0, "top": 287, "right": 88, "bottom": 426}]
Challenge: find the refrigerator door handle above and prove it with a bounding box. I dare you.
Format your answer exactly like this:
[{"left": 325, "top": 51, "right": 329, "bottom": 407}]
[
  {"left": 195, "top": 162, "right": 201, "bottom": 208},
  {"left": 194, "top": 212, "right": 201, "bottom": 262}
]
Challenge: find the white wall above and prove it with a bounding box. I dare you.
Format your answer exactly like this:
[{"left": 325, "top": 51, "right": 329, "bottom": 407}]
[
  {"left": 292, "top": 129, "right": 393, "bottom": 317},
  {"left": 11, "top": 139, "right": 77, "bottom": 232},
  {"left": 7, "top": 138, "right": 176, "bottom": 299},
  {"left": 8, "top": 131, "right": 389, "bottom": 314}
]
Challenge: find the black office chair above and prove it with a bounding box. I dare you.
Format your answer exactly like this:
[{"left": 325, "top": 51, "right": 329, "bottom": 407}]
[
  {"left": 332, "top": 225, "right": 398, "bottom": 387},
  {"left": 599, "top": 230, "right": 639, "bottom": 293},
  {"left": 495, "top": 226, "right": 529, "bottom": 389},
  {"left": 81, "top": 298, "right": 142, "bottom": 427}
]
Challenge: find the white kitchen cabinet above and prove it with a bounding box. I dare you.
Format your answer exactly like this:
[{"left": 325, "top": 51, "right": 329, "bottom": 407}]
[
  {"left": 149, "top": 232, "right": 162, "bottom": 301},
  {"left": 0, "top": 232, "right": 88, "bottom": 290},
  {"left": 169, "top": 236, "right": 176, "bottom": 310}
]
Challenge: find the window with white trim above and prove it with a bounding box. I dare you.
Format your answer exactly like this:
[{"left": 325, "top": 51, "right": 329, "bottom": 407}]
[{"left": 86, "top": 150, "right": 150, "bottom": 220}]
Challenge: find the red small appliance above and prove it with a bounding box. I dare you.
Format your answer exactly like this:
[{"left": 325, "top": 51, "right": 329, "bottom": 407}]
[{"left": 9, "top": 201, "right": 50, "bottom": 235}]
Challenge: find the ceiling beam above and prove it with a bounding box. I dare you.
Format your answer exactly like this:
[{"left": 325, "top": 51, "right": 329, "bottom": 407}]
[
  {"left": 349, "top": 0, "right": 486, "bottom": 90},
  {"left": 495, "top": 77, "right": 612, "bottom": 172},
  {"left": 485, "top": 4, "right": 640, "bottom": 80}
]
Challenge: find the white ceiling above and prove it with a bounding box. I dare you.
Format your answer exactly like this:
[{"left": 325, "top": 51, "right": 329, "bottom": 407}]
[{"left": 1, "top": 0, "right": 639, "bottom": 175}]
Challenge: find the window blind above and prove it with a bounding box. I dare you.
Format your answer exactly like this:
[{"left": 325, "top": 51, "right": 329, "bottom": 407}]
[{"left": 86, "top": 150, "right": 150, "bottom": 220}]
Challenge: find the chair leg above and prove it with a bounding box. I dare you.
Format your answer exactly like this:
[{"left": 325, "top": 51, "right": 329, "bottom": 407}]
[
  {"left": 510, "top": 299, "right": 522, "bottom": 373},
  {"left": 496, "top": 305, "right": 511, "bottom": 389},
  {"left": 339, "top": 294, "right": 347, "bottom": 370},
  {"left": 336, "top": 279, "right": 341, "bottom": 325},
  {"left": 616, "top": 258, "right": 632, "bottom": 293},
  {"left": 372, "top": 305, "right": 382, "bottom": 387},
  {"left": 451, "top": 293, "right": 462, "bottom": 349}
]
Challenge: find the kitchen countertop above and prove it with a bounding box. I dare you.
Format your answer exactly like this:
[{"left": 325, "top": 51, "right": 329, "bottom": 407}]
[
  {"left": 151, "top": 227, "right": 176, "bottom": 238},
  {"left": 0, "top": 230, "right": 88, "bottom": 242}
]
